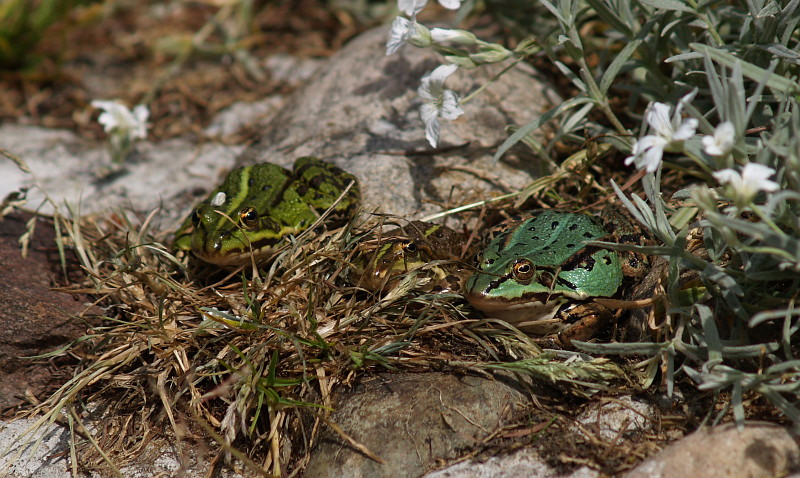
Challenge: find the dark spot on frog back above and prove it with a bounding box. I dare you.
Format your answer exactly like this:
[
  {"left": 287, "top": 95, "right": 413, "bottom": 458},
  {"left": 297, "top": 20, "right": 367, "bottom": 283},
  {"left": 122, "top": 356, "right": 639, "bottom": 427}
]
[
  {"left": 308, "top": 174, "right": 327, "bottom": 189},
  {"left": 618, "top": 233, "right": 643, "bottom": 244}
]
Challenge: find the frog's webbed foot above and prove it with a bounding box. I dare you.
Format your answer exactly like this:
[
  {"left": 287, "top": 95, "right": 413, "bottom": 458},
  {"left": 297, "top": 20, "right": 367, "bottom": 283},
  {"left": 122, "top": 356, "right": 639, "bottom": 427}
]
[{"left": 554, "top": 301, "right": 614, "bottom": 347}]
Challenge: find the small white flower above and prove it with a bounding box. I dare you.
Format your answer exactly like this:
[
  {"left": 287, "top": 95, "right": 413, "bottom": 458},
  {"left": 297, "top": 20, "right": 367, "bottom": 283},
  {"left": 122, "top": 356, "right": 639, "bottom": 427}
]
[
  {"left": 386, "top": 16, "right": 431, "bottom": 55},
  {"left": 387, "top": 17, "right": 414, "bottom": 55},
  {"left": 436, "top": 0, "right": 464, "bottom": 9},
  {"left": 702, "top": 121, "right": 735, "bottom": 156},
  {"left": 713, "top": 163, "right": 779, "bottom": 206},
  {"left": 625, "top": 96, "right": 698, "bottom": 173},
  {"left": 398, "top": 0, "right": 428, "bottom": 15},
  {"left": 418, "top": 64, "right": 464, "bottom": 147},
  {"left": 398, "top": 0, "right": 462, "bottom": 15},
  {"left": 92, "top": 100, "right": 149, "bottom": 140}
]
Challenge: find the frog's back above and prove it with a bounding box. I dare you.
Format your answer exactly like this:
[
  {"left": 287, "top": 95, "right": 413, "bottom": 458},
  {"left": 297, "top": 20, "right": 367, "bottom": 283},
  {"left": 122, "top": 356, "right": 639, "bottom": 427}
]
[
  {"left": 291, "top": 157, "right": 360, "bottom": 217},
  {"left": 496, "top": 210, "right": 608, "bottom": 266}
]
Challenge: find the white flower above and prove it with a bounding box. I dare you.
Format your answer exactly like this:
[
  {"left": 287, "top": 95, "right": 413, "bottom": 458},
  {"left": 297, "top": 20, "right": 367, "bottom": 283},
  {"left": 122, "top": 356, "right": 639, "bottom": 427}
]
[
  {"left": 386, "top": 16, "right": 432, "bottom": 55},
  {"left": 713, "top": 163, "right": 779, "bottom": 206},
  {"left": 625, "top": 97, "right": 698, "bottom": 173},
  {"left": 387, "top": 17, "right": 413, "bottom": 55},
  {"left": 702, "top": 121, "right": 735, "bottom": 156},
  {"left": 92, "top": 100, "right": 149, "bottom": 140},
  {"left": 418, "top": 64, "right": 463, "bottom": 147},
  {"left": 436, "top": 0, "right": 464, "bottom": 9},
  {"left": 398, "top": 0, "right": 427, "bottom": 15},
  {"left": 398, "top": 0, "right": 462, "bottom": 15}
]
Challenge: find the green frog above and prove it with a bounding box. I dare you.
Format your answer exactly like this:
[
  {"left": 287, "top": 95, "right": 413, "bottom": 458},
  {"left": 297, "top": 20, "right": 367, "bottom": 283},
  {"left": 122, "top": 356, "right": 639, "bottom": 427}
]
[
  {"left": 465, "top": 207, "right": 647, "bottom": 345},
  {"left": 352, "top": 221, "right": 469, "bottom": 293},
  {"left": 174, "top": 157, "right": 359, "bottom": 266}
]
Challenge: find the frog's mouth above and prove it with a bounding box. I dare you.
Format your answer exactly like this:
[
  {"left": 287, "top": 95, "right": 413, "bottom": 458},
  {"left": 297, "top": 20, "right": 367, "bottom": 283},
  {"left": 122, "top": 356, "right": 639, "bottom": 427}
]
[
  {"left": 466, "top": 293, "right": 568, "bottom": 335},
  {"left": 194, "top": 248, "right": 277, "bottom": 267},
  {"left": 191, "top": 233, "right": 281, "bottom": 267}
]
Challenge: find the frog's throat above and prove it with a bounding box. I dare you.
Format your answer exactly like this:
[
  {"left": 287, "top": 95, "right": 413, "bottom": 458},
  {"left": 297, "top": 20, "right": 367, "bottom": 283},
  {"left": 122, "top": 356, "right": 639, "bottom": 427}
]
[
  {"left": 194, "top": 245, "right": 278, "bottom": 267},
  {"left": 467, "top": 293, "right": 567, "bottom": 333},
  {"left": 192, "top": 227, "right": 299, "bottom": 266}
]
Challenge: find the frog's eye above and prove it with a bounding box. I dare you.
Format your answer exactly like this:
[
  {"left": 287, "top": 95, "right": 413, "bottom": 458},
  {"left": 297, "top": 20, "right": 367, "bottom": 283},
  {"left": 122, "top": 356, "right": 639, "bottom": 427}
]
[
  {"left": 190, "top": 210, "right": 201, "bottom": 226},
  {"left": 511, "top": 258, "right": 534, "bottom": 281},
  {"left": 401, "top": 240, "right": 417, "bottom": 254},
  {"left": 239, "top": 207, "right": 259, "bottom": 229}
]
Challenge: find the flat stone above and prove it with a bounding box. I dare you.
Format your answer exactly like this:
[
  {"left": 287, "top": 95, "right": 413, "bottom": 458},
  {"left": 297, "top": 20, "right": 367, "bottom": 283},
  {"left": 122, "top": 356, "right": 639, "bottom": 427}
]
[
  {"left": 576, "top": 395, "right": 657, "bottom": 441},
  {"left": 423, "top": 450, "right": 599, "bottom": 478},
  {"left": 0, "top": 212, "right": 100, "bottom": 411},
  {"left": 0, "top": 25, "right": 559, "bottom": 229},
  {"left": 625, "top": 422, "right": 800, "bottom": 478},
  {"left": 0, "top": 124, "right": 243, "bottom": 228},
  {"left": 0, "top": 416, "right": 246, "bottom": 478},
  {"left": 304, "top": 372, "right": 530, "bottom": 478},
  {"left": 238, "top": 26, "right": 560, "bottom": 219}
]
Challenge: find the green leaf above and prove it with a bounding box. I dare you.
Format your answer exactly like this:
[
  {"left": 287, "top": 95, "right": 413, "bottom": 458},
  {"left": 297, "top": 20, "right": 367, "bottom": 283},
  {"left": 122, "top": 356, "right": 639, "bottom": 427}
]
[
  {"left": 691, "top": 43, "right": 799, "bottom": 93},
  {"left": 638, "top": 0, "right": 695, "bottom": 13},
  {"left": 493, "top": 96, "right": 593, "bottom": 163},
  {"left": 584, "top": 0, "right": 634, "bottom": 37},
  {"left": 600, "top": 37, "right": 642, "bottom": 94}
]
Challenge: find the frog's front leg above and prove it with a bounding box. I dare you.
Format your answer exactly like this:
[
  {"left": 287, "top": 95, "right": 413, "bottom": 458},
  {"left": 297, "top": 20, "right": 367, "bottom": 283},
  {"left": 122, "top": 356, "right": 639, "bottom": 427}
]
[{"left": 551, "top": 302, "right": 614, "bottom": 347}]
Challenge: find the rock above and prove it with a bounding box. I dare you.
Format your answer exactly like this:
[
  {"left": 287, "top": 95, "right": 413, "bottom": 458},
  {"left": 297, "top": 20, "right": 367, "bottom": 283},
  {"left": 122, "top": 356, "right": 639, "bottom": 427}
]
[
  {"left": 0, "top": 416, "right": 246, "bottom": 478},
  {"left": 0, "top": 25, "right": 558, "bottom": 230},
  {"left": 0, "top": 212, "right": 100, "bottom": 411},
  {"left": 625, "top": 422, "right": 800, "bottom": 478},
  {"left": 304, "top": 372, "right": 530, "bottom": 478},
  {"left": 0, "top": 416, "right": 70, "bottom": 477},
  {"left": 0, "top": 124, "right": 243, "bottom": 229},
  {"left": 423, "top": 451, "right": 599, "bottom": 478},
  {"left": 237, "top": 25, "right": 560, "bottom": 219},
  {"left": 576, "top": 395, "right": 657, "bottom": 441},
  {"left": 421, "top": 395, "right": 660, "bottom": 478}
]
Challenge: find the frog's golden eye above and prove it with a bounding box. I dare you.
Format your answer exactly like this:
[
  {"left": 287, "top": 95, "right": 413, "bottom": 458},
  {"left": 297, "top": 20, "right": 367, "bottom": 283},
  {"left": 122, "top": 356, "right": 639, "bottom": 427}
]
[
  {"left": 401, "top": 240, "right": 417, "bottom": 254},
  {"left": 239, "top": 207, "right": 259, "bottom": 229},
  {"left": 190, "top": 210, "right": 201, "bottom": 226},
  {"left": 512, "top": 258, "right": 534, "bottom": 281}
]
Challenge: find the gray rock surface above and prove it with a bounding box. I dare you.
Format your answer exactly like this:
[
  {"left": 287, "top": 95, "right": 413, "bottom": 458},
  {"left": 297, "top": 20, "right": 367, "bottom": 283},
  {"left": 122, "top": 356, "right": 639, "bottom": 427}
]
[
  {"left": 0, "top": 417, "right": 70, "bottom": 477},
  {"left": 1, "top": 25, "right": 557, "bottom": 233},
  {"left": 304, "top": 372, "right": 531, "bottom": 478},
  {"left": 237, "top": 26, "right": 560, "bottom": 220},
  {"left": 625, "top": 422, "right": 800, "bottom": 478},
  {"left": 423, "top": 451, "right": 599, "bottom": 478},
  {"left": 576, "top": 395, "right": 657, "bottom": 441},
  {"left": 0, "top": 123, "right": 243, "bottom": 231},
  {"left": 0, "top": 417, "right": 245, "bottom": 478}
]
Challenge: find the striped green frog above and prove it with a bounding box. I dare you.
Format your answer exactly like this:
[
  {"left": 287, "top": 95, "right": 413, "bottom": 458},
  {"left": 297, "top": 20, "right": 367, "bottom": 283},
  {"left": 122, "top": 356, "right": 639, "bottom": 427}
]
[{"left": 174, "top": 157, "right": 359, "bottom": 266}]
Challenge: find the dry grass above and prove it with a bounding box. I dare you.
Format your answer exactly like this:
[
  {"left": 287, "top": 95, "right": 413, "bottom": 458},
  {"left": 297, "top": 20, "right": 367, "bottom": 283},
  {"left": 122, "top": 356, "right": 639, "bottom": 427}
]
[{"left": 11, "top": 201, "right": 649, "bottom": 476}]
